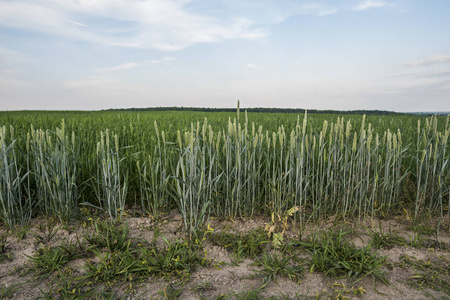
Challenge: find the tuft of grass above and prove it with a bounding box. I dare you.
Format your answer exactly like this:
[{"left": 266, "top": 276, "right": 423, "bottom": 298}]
[
  {"left": 14, "top": 225, "right": 29, "bottom": 242},
  {"left": 298, "top": 229, "right": 390, "bottom": 288},
  {"left": 27, "top": 240, "right": 84, "bottom": 276},
  {"left": 0, "top": 283, "right": 21, "bottom": 299},
  {"left": 0, "top": 231, "right": 13, "bottom": 262},
  {"left": 191, "top": 281, "right": 214, "bottom": 292},
  {"left": 39, "top": 271, "right": 115, "bottom": 300},
  {"left": 134, "top": 236, "right": 208, "bottom": 279},
  {"left": 33, "top": 219, "right": 61, "bottom": 244},
  {"left": 208, "top": 228, "right": 269, "bottom": 262},
  {"left": 252, "top": 252, "right": 304, "bottom": 283},
  {"left": 369, "top": 227, "right": 406, "bottom": 249},
  {"left": 85, "top": 219, "right": 130, "bottom": 252},
  {"left": 159, "top": 284, "right": 182, "bottom": 300},
  {"left": 83, "top": 243, "right": 137, "bottom": 284},
  {"left": 84, "top": 234, "right": 209, "bottom": 285},
  {"left": 399, "top": 255, "right": 450, "bottom": 295},
  {"left": 232, "top": 284, "right": 266, "bottom": 300}
]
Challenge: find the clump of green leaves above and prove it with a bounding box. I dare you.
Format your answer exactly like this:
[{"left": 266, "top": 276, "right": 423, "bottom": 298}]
[
  {"left": 85, "top": 218, "right": 130, "bottom": 252},
  {"left": 0, "top": 283, "right": 21, "bottom": 299},
  {"left": 209, "top": 228, "right": 269, "bottom": 262},
  {"left": 27, "top": 241, "right": 84, "bottom": 276},
  {"left": 399, "top": 255, "right": 450, "bottom": 295},
  {"left": 33, "top": 219, "right": 61, "bottom": 244},
  {"left": 39, "top": 271, "right": 114, "bottom": 300},
  {"left": 84, "top": 234, "right": 209, "bottom": 285},
  {"left": 135, "top": 236, "right": 208, "bottom": 279},
  {"left": 0, "top": 231, "right": 13, "bottom": 262},
  {"left": 84, "top": 242, "right": 138, "bottom": 284},
  {"left": 253, "top": 252, "right": 304, "bottom": 283},
  {"left": 158, "top": 284, "right": 183, "bottom": 300},
  {"left": 298, "top": 229, "right": 389, "bottom": 287},
  {"left": 369, "top": 227, "right": 405, "bottom": 249}
]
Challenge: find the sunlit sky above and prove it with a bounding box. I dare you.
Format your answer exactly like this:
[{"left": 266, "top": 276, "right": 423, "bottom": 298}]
[{"left": 1, "top": 0, "right": 449, "bottom": 112}]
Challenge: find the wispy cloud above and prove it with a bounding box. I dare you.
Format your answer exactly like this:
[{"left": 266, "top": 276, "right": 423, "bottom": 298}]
[
  {"left": 247, "top": 63, "right": 262, "bottom": 69},
  {"left": 393, "top": 69, "right": 450, "bottom": 78},
  {"left": 0, "top": 0, "right": 266, "bottom": 51},
  {"left": 406, "top": 54, "right": 450, "bottom": 67},
  {"left": 148, "top": 57, "right": 176, "bottom": 65},
  {"left": 96, "top": 63, "right": 137, "bottom": 72},
  {"left": 66, "top": 20, "right": 89, "bottom": 27},
  {"left": 354, "top": 1, "right": 391, "bottom": 11}
]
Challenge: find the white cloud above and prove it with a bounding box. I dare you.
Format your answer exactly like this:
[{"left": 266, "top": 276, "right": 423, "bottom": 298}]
[
  {"left": 66, "top": 20, "right": 89, "bottom": 27},
  {"left": 406, "top": 55, "right": 450, "bottom": 67},
  {"left": 354, "top": 1, "right": 390, "bottom": 11},
  {"left": 0, "top": 0, "right": 266, "bottom": 51},
  {"left": 146, "top": 57, "right": 176, "bottom": 65},
  {"left": 247, "top": 63, "right": 262, "bottom": 69},
  {"left": 243, "top": 2, "right": 337, "bottom": 24},
  {"left": 95, "top": 63, "right": 138, "bottom": 72}
]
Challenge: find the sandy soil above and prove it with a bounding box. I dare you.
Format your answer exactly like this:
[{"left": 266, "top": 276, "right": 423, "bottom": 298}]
[{"left": 0, "top": 212, "right": 449, "bottom": 300}]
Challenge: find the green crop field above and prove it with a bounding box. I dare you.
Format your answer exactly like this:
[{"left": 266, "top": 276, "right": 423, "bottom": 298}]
[
  {"left": 1, "top": 108, "right": 450, "bottom": 299},
  {"left": 1, "top": 109, "right": 448, "bottom": 233}
]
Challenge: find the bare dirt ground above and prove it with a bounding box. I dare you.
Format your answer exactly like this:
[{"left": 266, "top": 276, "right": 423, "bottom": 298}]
[{"left": 1, "top": 212, "right": 449, "bottom": 299}]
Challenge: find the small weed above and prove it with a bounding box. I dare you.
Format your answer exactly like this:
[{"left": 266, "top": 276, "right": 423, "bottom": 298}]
[
  {"left": 232, "top": 285, "right": 266, "bottom": 300},
  {"left": 191, "top": 281, "right": 214, "bottom": 292},
  {"left": 252, "top": 252, "right": 304, "bottom": 283},
  {"left": 406, "top": 221, "right": 437, "bottom": 236},
  {"left": 298, "top": 229, "right": 389, "bottom": 288},
  {"left": 209, "top": 228, "right": 269, "bottom": 261},
  {"left": 85, "top": 218, "right": 130, "bottom": 252},
  {"left": 159, "top": 284, "right": 182, "bottom": 300},
  {"left": 14, "top": 225, "right": 29, "bottom": 242},
  {"left": 34, "top": 219, "right": 61, "bottom": 244},
  {"left": 0, "top": 283, "right": 21, "bottom": 299},
  {"left": 0, "top": 231, "right": 13, "bottom": 262},
  {"left": 135, "top": 237, "right": 208, "bottom": 279},
  {"left": 407, "top": 232, "right": 426, "bottom": 248},
  {"left": 39, "top": 271, "right": 114, "bottom": 300},
  {"left": 399, "top": 255, "right": 450, "bottom": 295},
  {"left": 369, "top": 227, "right": 405, "bottom": 249},
  {"left": 83, "top": 243, "right": 137, "bottom": 284},
  {"left": 27, "top": 241, "right": 83, "bottom": 276},
  {"left": 331, "top": 282, "right": 366, "bottom": 299},
  {"left": 265, "top": 206, "right": 299, "bottom": 249}
]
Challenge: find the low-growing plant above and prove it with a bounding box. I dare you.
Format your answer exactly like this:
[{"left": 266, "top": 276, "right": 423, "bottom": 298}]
[
  {"left": 135, "top": 236, "right": 208, "bottom": 279},
  {"left": 330, "top": 282, "right": 366, "bottom": 299},
  {"left": 0, "top": 231, "right": 13, "bottom": 262},
  {"left": 232, "top": 284, "right": 266, "bottom": 300},
  {"left": 369, "top": 226, "right": 405, "bottom": 249},
  {"left": 265, "top": 206, "right": 299, "bottom": 249},
  {"left": 252, "top": 252, "right": 304, "bottom": 283},
  {"left": 0, "top": 283, "right": 21, "bottom": 299},
  {"left": 84, "top": 243, "right": 137, "bottom": 284},
  {"left": 33, "top": 219, "right": 61, "bottom": 244},
  {"left": 14, "top": 225, "right": 29, "bottom": 242},
  {"left": 27, "top": 243, "right": 83, "bottom": 277},
  {"left": 298, "top": 229, "right": 390, "bottom": 288},
  {"left": 399, "top": 255, "right": 450, "bottom": 295},
  {"left": 158, "top": 284, "right": 182, "bottom": 300},
  {"left": 407, "top": 232, "right": 426, "bottom": 248},
  {"left": 191, "top": 281, "right": 214, "bottom": 292},
  {"left": 39, "top": 271, "right": 115, "bottom": 300},
  {"left": 85, "top": 219, "right": 130, "bottom": 252},
  {"left": 209, "top": 228, "right": 269, "bottom": 261}
]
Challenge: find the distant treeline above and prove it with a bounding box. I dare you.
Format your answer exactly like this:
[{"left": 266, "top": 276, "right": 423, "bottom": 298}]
[{"left": 104, "top": 107, "right": 400, "bottom": 115}]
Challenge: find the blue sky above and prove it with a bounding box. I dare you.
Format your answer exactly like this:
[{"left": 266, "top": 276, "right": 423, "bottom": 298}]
[{"left": 0, "top": 0, "right": 449, "bottom": 111}]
